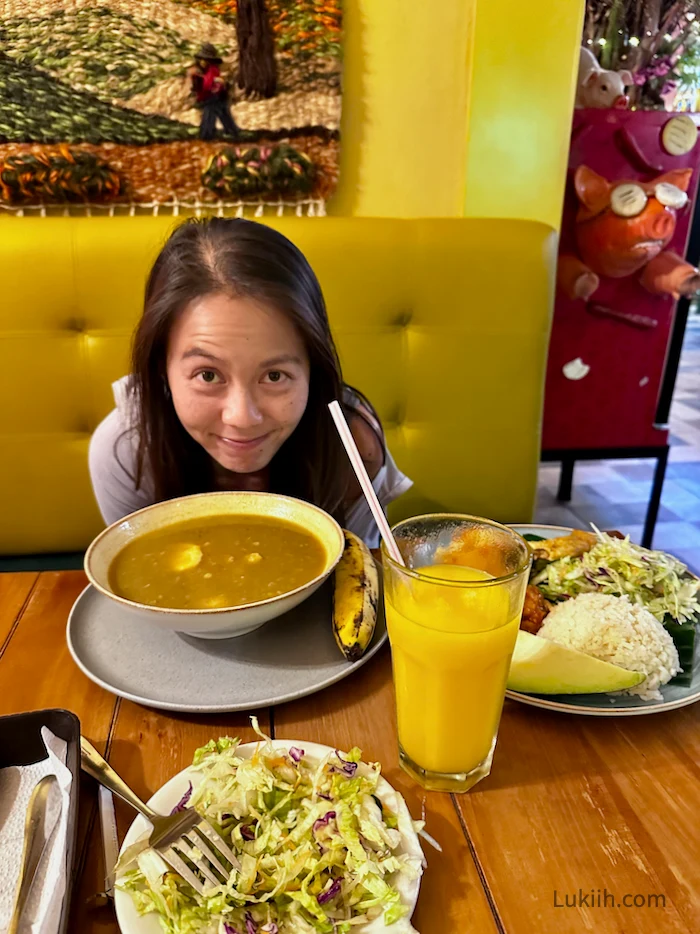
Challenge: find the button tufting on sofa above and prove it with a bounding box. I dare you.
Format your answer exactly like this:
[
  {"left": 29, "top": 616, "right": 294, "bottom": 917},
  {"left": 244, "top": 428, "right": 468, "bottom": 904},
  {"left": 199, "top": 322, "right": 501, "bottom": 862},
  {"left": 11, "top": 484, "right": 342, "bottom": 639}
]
[
  {"left": 65, "top": 316, "right": 87, "bottom": 333},
  {"left": 393, "top": 311, "right": 413, "bottom": 329}
]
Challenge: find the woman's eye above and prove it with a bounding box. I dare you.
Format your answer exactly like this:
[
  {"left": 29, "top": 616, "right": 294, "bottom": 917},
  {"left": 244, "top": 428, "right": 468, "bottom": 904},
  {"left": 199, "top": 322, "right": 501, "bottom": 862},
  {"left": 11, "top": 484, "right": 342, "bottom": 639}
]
[
  {"left": 197, "top": 370, "right": 221, "bottom": 384},
  {"left": 264, "top": 370, "right": 286, "bottom": 384}
]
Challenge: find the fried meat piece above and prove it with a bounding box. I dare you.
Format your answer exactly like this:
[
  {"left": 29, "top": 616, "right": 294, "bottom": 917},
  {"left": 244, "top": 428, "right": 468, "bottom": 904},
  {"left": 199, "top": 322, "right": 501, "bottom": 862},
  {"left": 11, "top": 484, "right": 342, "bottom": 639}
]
[
  {"left": 520, "top": 585, "right": 550, "bottom": 634},
  {"left": 531, "top": 529, "right": 597, "bottom": 562}
]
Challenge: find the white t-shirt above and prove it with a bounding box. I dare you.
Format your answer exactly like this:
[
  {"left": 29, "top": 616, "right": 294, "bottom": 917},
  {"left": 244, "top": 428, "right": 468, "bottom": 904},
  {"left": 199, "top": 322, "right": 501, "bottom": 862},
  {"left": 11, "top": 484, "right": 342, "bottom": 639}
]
[{"left": 88, "top": 377, "right": 412, "bottom": 548}]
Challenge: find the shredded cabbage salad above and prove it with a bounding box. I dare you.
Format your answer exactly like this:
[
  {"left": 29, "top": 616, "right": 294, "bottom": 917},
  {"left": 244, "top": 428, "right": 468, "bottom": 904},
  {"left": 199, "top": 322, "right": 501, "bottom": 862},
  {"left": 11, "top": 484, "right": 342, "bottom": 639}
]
[
  {"left": 119, "top": 720, "right": 423, "bottom": 934},
  {"left": 534, "top": 531, "right": 700, "bottom": 625}
]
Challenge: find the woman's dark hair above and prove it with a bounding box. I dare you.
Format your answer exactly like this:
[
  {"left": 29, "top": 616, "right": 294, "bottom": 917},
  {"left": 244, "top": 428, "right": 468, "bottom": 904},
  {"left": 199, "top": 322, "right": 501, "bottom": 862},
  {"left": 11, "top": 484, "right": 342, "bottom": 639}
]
[{"left": 129, "top": 217, "right": 378, "bottom": 523}]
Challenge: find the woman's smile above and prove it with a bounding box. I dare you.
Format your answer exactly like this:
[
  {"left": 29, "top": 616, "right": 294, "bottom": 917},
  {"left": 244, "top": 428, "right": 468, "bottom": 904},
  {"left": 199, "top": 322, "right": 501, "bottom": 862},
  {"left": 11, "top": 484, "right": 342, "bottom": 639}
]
[
  {"left": 214, "top": 431, "right": 273, "bottom": 449},
  {"left": 216, "top": 431, "right": 271, "bottom": 448}
]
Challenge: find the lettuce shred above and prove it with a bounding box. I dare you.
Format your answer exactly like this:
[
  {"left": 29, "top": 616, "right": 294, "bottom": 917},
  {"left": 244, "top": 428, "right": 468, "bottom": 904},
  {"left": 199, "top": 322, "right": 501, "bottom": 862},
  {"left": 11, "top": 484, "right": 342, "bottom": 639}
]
[
  {"left": 534, "top": 531, "right": 700, "bottom": 625},
  {"left": 118, "top": 721, "right": 421, "bottom": 933}
]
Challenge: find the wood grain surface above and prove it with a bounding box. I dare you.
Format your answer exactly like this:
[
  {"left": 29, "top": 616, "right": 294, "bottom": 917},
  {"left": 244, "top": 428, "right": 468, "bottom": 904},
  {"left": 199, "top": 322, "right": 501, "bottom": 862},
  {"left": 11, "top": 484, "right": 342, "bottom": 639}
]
[
  {"left": 454, "top": 700, "right": 700, "bottom": 933},
  {"left": 0, "top": 570, "right": 36, "bottom": 650},
  {"left": 1, "top": 570, "right": 698, "bottom": 934}
]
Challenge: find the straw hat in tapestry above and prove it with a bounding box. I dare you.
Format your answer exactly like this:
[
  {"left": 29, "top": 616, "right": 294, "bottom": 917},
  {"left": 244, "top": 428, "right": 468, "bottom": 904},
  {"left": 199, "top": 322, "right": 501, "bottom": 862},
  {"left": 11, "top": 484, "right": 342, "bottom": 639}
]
[{"left": 195, "top": 43, "right": 223, "bottom": 64}]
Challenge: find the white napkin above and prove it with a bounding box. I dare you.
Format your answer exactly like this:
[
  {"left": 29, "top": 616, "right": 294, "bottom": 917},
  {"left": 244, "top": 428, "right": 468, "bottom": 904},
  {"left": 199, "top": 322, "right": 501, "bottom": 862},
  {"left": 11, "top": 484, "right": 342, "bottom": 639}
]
[{"left": 0, "top": 727, "right": 73, "bottom": 934}]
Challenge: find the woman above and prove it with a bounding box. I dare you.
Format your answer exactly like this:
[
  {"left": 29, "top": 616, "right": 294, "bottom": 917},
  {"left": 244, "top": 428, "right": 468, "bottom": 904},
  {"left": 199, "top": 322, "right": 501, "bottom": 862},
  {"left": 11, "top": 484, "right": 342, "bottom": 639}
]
[{"left": 89, "top": 218, "right": 411, "bottom": 546}]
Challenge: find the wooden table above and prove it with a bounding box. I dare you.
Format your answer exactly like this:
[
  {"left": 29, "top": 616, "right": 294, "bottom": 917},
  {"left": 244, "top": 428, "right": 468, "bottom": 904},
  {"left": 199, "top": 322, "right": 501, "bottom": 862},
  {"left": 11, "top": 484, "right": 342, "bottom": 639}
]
[{"left": 2, "top": 570, "right": 699, "bottom": 934}]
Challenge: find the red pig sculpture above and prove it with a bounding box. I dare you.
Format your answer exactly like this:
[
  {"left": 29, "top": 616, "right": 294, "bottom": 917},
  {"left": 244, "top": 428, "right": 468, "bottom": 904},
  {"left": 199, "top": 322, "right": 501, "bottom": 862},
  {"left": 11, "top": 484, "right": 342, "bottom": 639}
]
[{"left": 558, "top": 165, "right": 700, "bottom": 301}]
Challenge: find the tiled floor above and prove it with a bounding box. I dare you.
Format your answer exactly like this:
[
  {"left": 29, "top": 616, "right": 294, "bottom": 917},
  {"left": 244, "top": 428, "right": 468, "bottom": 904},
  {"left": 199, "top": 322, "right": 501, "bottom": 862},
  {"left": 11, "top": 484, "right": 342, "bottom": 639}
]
[{"left": 535, "top": 315, "right": 700, "bottom": 574}]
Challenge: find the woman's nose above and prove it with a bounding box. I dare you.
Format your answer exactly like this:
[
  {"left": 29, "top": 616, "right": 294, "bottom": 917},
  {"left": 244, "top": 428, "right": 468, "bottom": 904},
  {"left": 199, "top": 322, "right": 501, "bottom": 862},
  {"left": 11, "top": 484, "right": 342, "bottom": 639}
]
[{"left": 220, "top": 386, "right": 263, "bottom": 427}]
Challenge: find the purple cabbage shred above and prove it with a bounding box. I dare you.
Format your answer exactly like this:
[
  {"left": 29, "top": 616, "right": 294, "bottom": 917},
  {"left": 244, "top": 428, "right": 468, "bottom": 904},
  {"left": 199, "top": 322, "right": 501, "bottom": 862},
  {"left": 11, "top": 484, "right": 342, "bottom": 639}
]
[
  {"left": 240, "top": 824, "right": 256, "bottom": 841},
  {"left": 288, "top": 746, "right": 304, "bottom": 763},
  {"left": 224, "top": 925, "right": 240, "bottom": 934},
  {"left": 245, "top": 912, "right": 257, "bottom": 934},
  {"left": 261, "top": 925, "right": 279, "bottom": 934},
  {"left": 317, "top": 878, "right": 342, "bottom": 905},
  {"left": 333, "top": 751, "right": 357, "bottom": 776},
  {"left": 312, "top": 811, "right": 336, "bottom": 836},
  {"left": 169, "top": 782, "right": 193, "bottom": 814}
]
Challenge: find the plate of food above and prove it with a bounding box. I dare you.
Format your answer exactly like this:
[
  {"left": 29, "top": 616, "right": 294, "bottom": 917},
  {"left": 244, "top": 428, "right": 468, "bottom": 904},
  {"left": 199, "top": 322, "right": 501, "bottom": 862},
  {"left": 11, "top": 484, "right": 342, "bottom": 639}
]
[
  {"left": 114, "top": 723, "right": 426, "bottom": 934},
  {"left": 505, "top": 524, "right": 700, "bottom": 716},
  {"left": 68, "top": 494, "right": 385, "bottom": 712}
]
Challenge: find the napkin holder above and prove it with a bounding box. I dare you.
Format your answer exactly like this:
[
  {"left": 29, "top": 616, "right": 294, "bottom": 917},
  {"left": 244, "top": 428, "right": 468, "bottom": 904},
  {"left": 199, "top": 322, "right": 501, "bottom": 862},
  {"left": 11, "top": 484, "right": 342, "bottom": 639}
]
[{"left": 0, "top": 709, "right": 80, "bottom": 933}]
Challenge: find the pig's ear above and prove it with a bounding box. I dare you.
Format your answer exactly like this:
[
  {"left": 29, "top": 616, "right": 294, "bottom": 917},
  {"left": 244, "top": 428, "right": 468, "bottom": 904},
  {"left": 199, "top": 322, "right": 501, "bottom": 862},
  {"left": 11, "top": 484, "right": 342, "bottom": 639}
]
[
  {"left": 583, "top": 71, "right": 598, "bottom": 88},
  {"left": 655, "top": 167, "right": 693, "bottom": 192},
  {"left": 575, "top": 166, "right": 610, "bottom": 215},
  {"left": 619, "top": 70, "right": 633, "bottom": 87}
]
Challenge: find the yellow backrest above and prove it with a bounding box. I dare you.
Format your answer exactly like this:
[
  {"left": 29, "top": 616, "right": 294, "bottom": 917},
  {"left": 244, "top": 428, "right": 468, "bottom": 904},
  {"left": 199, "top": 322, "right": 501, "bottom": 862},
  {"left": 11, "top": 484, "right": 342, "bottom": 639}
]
[{"left": 0, "top": 215, "right": 555, "bottom": 553}]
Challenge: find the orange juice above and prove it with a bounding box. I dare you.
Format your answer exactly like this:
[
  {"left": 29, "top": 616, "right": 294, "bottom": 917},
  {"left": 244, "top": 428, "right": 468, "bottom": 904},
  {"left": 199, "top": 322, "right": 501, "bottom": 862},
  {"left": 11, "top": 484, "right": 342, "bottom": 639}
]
[{"left": 385, "top": 563, "right": 522, "bottom": 782}]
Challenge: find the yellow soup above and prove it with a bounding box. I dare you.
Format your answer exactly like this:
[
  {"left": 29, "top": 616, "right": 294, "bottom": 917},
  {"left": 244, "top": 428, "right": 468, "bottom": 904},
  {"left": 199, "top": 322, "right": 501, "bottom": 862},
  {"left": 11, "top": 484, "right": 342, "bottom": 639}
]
[{"left": 108, "top": 515, "right": 326, "bottom": 610}]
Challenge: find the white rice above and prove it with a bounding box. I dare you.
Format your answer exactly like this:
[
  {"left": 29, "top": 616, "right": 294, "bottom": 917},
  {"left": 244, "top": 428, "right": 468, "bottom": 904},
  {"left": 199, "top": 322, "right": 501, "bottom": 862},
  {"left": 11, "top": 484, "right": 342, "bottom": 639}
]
[{"left": 539, "top": 592, "right": 681, "bottom": 701}]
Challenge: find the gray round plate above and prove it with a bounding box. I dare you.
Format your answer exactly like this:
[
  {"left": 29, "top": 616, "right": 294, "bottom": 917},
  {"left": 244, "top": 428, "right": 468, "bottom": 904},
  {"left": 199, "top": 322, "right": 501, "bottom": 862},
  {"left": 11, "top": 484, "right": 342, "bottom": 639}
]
[
  {"left": 507, "top": 525, "right": 700, "bottom": 716},
  {"left": 66, "top": 581, "right": 386, "bottom": 712}
]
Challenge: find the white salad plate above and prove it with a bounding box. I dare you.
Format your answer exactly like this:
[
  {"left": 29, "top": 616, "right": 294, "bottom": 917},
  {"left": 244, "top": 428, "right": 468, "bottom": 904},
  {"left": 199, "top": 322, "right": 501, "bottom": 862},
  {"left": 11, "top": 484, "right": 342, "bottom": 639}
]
[
  {"left": 506, "top": 525, "right": 700, "bottom": 717},
  {"left": 114, "top": 739, "right": 424, "bottom": 934},
  {"left": 67, "top": 581, "right": 386, "bottom": 712}
]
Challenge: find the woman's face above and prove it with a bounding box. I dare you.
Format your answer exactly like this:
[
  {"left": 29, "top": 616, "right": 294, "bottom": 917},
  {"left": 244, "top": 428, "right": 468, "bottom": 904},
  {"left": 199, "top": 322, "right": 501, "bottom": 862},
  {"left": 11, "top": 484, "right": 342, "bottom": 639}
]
[{"left": 166, "top": 292, "right": 310, "bottom": 474}]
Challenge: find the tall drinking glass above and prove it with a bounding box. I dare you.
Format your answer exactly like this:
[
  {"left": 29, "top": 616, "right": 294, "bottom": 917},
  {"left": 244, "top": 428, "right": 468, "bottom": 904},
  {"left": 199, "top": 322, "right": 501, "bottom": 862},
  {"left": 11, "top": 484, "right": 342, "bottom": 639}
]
[{"left": 382, "top": 515, "right": 531, "bottom": 793}]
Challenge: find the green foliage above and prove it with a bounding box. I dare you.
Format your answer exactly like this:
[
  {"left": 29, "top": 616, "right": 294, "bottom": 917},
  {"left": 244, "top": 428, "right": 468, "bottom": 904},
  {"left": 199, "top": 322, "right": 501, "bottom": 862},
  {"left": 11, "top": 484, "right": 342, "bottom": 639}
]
[
  {"left": 0, "top": 56, "right": 197, "bottom": 144},
  {"left": 201, "top": 141, "right": 316, "bottom": 198},
  {"left": 675, "top": 23, "right": 700, "bottom": 90},
  {"left": 0, "top": 147, "right": 123, "bottom": 204},
  {"left": 269, "top": 0, "right": 342, "bottom": 59},
  {"left": 171, "top": 0, "right": 343, "bottom": 59},
  {"left": 171, "top": 0, "right": 237, "bottom": 24},
  {"left": 2, "top": 8, "right": 197, "bottom": 100}
]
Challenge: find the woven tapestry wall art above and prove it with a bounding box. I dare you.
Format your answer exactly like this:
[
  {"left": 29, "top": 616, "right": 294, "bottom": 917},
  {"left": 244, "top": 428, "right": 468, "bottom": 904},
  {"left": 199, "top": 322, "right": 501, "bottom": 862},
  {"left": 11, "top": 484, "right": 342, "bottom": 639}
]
[{"left": 0, "top": 0, "right": 341, "bottom": 215}]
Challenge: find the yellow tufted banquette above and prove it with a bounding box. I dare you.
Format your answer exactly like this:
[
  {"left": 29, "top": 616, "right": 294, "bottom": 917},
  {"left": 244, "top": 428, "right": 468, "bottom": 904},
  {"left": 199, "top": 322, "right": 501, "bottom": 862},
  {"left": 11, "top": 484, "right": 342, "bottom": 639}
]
[{"left": 0, "top": 216, "right": 555, "bottom": 554}]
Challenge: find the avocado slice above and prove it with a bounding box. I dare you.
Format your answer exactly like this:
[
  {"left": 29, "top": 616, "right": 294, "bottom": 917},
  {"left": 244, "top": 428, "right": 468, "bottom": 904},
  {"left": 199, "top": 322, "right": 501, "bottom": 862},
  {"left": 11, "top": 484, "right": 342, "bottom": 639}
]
[{"left": 508, "top": 630, "right": 645, "bottom": 694}]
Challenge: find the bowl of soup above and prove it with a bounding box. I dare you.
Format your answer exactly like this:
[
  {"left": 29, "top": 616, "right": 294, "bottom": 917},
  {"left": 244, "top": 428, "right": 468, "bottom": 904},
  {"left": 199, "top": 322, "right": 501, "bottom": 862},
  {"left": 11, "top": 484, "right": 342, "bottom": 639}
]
[{"left": 84, "top": 492, "right": 345, "bottom": 639}]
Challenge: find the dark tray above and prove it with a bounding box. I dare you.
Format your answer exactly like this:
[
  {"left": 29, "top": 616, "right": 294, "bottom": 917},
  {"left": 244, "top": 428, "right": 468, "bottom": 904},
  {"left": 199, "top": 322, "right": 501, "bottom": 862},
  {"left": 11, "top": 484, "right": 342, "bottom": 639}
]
[{"left": 0, "top": 708, "right": 80, "bottom": 934}]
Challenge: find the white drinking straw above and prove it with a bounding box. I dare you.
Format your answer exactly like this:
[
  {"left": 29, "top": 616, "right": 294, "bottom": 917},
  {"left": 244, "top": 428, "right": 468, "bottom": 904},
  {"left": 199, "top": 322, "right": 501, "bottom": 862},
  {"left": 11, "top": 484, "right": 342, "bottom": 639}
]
[{"left": 328, "top": 400, "right": 406, "bottom": 566}]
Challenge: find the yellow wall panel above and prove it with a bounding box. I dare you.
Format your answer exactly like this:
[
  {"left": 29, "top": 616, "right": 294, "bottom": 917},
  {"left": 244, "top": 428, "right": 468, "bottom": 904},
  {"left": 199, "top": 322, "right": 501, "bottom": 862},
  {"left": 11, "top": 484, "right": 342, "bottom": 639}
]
[
  {"left": 333, "top": 0, "right": 582, "bottom": 223},
  {"left": 331, "top": 0, "right": 472, "bottom": 217},
  {"left": 463, "top": 0, "right": 584, "bottom": 227}
]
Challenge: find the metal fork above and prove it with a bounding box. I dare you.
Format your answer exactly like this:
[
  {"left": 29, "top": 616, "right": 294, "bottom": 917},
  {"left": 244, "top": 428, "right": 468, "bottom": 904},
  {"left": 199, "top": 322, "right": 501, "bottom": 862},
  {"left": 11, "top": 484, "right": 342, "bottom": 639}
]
[{"left": 80, "top": 737, "right": 240, "bottom": 893}]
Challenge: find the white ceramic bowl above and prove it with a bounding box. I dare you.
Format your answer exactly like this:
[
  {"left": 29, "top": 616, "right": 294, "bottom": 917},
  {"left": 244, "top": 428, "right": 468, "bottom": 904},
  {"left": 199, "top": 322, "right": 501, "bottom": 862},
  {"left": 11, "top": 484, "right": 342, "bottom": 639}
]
[{"left": 84, "top": 491, "right": 345, "bottom": 640}]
